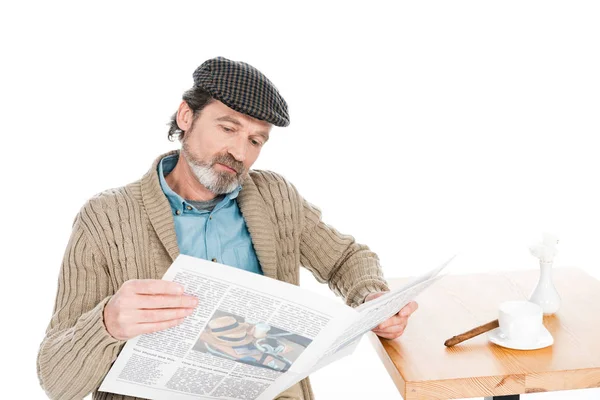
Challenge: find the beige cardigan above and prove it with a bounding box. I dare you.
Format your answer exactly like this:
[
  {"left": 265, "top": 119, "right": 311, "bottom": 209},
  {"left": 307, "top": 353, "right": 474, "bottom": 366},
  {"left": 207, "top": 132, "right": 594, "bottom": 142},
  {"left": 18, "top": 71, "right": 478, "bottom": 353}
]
[{"left": 37, "top": 150, "right": 389, "bottom": 400}]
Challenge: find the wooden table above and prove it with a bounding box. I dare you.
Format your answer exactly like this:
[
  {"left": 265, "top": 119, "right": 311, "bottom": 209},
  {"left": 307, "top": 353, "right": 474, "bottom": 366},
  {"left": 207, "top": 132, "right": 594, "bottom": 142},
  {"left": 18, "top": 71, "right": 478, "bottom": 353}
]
[{"left": 369, "top": 268, "right": 600, "bottom": 400}]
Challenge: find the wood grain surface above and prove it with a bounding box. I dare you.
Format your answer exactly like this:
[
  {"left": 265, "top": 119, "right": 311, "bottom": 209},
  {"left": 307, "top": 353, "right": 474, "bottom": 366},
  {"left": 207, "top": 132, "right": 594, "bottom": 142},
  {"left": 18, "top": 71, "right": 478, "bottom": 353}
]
[{"left": 368, "top": 268, "right": 600, "bottom": 400}]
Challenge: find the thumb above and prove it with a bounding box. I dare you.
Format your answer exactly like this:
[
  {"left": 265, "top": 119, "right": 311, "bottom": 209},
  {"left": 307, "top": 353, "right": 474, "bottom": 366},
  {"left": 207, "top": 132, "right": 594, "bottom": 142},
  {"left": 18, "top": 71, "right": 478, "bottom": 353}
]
[{"left": 364, "top": 291, "right": 387, "bottom": 303}]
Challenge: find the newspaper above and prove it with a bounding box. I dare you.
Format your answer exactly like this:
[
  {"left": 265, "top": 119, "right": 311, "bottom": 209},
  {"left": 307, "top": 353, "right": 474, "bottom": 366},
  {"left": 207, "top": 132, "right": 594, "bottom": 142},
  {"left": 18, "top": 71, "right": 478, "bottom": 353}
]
[{"left": 99, "top": 254, "right": 453, "bottom": 400}]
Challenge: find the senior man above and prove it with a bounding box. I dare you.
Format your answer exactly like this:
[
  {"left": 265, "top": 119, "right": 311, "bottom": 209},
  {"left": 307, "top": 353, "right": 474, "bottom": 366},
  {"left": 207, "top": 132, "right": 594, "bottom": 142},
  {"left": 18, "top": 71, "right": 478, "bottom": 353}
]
[{"left": 36, "top": 57, "right": 418, "bottom": 400}]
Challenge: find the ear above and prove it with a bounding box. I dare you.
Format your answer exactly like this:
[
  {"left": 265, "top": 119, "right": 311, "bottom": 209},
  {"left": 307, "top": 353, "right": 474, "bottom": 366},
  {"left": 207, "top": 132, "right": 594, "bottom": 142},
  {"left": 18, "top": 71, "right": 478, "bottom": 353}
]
[{"left": 176, "top": 101, "right": 194, "bottom": 132}]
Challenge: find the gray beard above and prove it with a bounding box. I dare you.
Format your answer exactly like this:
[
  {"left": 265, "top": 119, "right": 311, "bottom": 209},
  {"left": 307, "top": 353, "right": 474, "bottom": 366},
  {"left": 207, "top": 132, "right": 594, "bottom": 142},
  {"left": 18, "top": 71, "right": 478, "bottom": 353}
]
[{"left": 181, "top": 150, "right": 243, "bottom": 195}]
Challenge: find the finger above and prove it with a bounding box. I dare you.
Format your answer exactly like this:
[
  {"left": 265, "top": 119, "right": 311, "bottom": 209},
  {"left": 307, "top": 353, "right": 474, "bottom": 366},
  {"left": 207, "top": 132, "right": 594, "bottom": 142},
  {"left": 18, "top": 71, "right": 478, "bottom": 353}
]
[
  {"left": 376, "top": 314, "right": 406, "bottom": 330},
  {"left": 134, "top": 318, "right": 187, "bottom": 336},
  {"left": 374, "top": 302, "right": 418, "bottom": 330},
  {"left": 125, "top": 279, "right": 185, "bottom": 295},
  {"left": 136, "top": 307, "right": 195, "bottom": 323},
  {"left": 373, "top": 318, "right": 407, "bottom": 332},
  {"left": 375, "top": 327, "right": 405, "bottom": 340},
  {"left": 135, "top": 293, "right": 198, "bottom": 309},
  {"left": 373, "top": 321, "right": 407, "bottom": 336},
  {"left": 399, "top": 301, "right": 419, "bottom": 317}
]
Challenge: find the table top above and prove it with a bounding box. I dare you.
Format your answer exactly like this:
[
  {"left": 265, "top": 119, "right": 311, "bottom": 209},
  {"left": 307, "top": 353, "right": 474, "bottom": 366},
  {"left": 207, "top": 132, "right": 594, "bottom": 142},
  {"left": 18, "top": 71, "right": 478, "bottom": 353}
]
[{"left": 369, "top": 268, "right": 600, "bottom": 400}]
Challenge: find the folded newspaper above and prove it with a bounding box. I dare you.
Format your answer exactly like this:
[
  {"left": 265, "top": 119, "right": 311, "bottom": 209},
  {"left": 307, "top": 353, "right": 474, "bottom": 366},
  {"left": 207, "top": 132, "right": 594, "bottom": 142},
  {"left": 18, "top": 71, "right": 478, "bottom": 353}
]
[{"left": 99, "top": 254, "right": 454, "bottom": 400}]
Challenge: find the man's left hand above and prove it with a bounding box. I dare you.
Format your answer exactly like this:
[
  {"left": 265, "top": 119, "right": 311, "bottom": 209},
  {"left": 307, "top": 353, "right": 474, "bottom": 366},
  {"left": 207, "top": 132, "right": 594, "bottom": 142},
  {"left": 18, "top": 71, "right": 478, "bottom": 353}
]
[{"left": 364, "top": 292, "right": 419, "bottom": 340}]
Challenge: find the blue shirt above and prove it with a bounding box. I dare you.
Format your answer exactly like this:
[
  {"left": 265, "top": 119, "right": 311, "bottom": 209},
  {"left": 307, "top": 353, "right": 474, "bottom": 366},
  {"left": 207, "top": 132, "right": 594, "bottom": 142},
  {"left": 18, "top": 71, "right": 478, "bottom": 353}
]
[{"left": 158, "top": 154, "right": 263, "bottom": 275}]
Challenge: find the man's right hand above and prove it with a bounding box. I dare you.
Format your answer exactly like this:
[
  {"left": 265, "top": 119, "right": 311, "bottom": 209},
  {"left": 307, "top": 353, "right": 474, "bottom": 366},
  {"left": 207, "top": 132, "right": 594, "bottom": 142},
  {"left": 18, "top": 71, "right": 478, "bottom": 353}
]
[{"left": 103, "top": 279, "right": 198, "bottom": 340}]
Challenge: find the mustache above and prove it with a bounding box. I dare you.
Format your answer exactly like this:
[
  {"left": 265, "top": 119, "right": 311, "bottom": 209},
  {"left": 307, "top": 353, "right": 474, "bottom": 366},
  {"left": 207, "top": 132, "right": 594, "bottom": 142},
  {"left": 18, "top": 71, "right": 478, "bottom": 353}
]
[{"left": 211, "top": 153, "right": 246, "bottom": 175}]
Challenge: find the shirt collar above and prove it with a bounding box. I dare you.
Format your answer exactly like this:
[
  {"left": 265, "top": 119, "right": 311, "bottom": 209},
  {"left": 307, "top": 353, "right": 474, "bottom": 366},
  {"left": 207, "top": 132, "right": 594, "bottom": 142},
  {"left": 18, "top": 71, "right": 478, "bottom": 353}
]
[{"left": 158, "top": 154, "right": 242, "bottom": 214}]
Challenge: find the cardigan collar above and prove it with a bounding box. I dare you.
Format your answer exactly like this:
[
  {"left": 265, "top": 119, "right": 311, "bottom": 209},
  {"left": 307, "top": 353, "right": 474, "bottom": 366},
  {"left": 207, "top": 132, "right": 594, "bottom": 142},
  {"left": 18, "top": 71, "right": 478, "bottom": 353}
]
[{"left": 140, "top": 150, "right": 279, "bottom": 280}]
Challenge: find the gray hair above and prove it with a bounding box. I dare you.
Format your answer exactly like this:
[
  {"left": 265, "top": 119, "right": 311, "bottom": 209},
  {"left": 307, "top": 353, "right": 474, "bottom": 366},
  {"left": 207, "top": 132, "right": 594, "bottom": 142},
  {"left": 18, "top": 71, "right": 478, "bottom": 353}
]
[{"left": 167, "top": 86, "right": 214, "bottom": 141}]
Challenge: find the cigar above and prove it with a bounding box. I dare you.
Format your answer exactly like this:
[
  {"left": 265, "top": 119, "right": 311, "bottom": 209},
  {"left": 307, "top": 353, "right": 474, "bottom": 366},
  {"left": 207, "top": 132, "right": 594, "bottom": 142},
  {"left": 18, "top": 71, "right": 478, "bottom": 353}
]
[{"left": 444, "top": 319, "right": 499, "bottom": 347}]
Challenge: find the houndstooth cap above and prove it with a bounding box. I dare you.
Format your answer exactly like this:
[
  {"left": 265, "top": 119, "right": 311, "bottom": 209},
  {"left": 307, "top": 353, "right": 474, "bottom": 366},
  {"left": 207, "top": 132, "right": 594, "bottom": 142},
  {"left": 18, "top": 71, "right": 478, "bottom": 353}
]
[{"left": 192, "top": 57, "right": 290, "bottom": 127}]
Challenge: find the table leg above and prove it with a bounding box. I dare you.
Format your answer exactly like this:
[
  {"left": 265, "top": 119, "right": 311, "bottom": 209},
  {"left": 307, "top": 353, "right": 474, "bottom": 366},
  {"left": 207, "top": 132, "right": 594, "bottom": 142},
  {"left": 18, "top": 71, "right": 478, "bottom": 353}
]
[{"left": 483, "top": 396, "right": 519, "bottom": 400}]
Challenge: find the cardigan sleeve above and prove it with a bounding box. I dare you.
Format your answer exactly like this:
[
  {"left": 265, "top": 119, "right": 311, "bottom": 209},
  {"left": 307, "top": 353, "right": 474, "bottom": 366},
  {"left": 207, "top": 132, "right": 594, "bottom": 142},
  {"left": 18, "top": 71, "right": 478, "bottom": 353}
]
[
  {"left": 298, "top": 195, "right": 390, "bottom": 308},
  {"left": 36, "top": 210, "right": 125, "bottom": 400}
]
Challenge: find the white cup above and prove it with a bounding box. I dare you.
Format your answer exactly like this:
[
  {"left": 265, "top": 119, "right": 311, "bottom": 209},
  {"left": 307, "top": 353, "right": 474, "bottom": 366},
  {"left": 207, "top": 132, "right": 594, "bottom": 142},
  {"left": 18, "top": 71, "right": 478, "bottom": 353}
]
[{"left": 498, "top": 300, "right": 543, "bottom": 343}]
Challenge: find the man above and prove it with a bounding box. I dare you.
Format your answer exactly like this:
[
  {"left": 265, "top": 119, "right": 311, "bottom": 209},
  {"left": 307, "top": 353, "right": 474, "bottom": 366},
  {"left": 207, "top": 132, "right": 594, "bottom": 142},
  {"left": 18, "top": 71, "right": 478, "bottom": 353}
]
[{"left": 37, "top": 57, "right": 418, "bottom": 400}]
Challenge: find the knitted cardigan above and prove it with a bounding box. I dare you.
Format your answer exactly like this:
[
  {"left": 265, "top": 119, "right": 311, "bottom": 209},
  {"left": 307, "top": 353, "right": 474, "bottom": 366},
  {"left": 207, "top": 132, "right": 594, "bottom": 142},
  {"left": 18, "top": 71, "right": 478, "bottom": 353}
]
[{"left": 37, "top": 150, "right": 389, "bottom": 400}]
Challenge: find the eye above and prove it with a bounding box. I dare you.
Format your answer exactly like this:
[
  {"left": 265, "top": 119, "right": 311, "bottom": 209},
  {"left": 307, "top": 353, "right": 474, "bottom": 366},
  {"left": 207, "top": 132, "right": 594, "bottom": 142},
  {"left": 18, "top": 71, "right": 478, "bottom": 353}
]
[
  {"left": 250, "top": 138, "right": 263, "bottom": 147},
  {"left": 221, "top": 126, "right": 234, "bottom": 133}
]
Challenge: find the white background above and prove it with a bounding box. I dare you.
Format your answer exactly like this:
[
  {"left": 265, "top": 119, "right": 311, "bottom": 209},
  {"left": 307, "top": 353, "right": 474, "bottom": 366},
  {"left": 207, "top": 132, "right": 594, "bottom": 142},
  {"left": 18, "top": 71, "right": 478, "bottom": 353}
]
[{"left": 1, "top": 1, "right": 599, "bottom": 399}]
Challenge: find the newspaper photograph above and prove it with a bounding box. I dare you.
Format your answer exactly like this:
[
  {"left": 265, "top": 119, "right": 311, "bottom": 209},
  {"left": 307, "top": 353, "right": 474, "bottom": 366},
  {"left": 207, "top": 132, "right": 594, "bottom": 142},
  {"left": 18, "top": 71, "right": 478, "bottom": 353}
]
[
  {"left": 193, "top": 309, "right": 311, "bottom": 373},
  {"left": 99, "top": 254, "right": 453, "bottom": 400}
]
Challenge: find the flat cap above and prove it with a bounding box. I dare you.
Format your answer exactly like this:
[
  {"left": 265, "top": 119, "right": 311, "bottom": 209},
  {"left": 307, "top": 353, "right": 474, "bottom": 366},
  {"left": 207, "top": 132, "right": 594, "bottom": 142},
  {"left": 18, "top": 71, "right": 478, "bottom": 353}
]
[{"left": 192, "top": 57, "right": 290, "bottom": 127}]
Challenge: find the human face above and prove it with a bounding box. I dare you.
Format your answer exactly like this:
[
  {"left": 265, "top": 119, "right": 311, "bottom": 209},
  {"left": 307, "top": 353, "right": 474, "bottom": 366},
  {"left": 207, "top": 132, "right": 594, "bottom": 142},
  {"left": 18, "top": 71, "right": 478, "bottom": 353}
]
[{"left": 179, "top": 100, "right": 271, "bottom": 194}]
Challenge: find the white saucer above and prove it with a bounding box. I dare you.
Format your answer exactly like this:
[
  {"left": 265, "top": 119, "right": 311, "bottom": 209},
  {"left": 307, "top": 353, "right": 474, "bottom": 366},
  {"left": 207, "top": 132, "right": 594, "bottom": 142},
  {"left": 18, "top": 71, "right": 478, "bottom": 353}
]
[{"left": 488, "top": 326, "right": 554, "bottom": 350}]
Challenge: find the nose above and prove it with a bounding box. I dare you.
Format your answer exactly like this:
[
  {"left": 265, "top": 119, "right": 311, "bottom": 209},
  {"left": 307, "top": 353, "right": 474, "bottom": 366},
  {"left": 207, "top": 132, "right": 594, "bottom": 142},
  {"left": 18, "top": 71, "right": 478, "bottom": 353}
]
[{"left": 227, "top": 134, "right": 247, "bottom": 163}]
